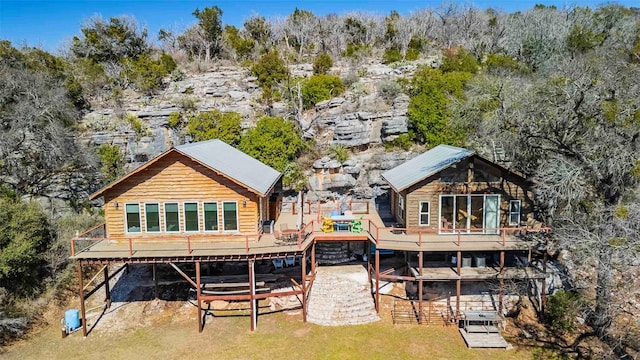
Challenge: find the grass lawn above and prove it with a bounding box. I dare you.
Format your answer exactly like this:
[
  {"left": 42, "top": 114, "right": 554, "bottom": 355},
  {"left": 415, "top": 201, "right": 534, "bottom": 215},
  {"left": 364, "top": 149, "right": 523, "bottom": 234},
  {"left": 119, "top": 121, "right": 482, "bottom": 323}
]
[{"left": 3, "top": 305, "right": 538, "bottom": 360}]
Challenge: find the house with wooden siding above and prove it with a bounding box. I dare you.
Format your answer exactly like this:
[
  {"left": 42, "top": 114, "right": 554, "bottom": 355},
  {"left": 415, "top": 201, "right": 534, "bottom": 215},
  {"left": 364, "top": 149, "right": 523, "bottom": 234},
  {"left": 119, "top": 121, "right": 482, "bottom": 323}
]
[
  {"left": 70, "top": 141, "right": 549, "bottom": 338},
  {"left": 382, "top": 144, "right": 536, "bottom": 234},
  {"left": 89, "top": 139, "right": 282, "bottom": 240}
]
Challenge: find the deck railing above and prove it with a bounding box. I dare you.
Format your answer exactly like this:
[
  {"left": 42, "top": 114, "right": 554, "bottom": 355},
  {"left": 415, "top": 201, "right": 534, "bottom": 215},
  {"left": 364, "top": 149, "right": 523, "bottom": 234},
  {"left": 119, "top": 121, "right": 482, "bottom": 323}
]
[{"left": 71, "top": 204, "right": 549, "bottom": 258}]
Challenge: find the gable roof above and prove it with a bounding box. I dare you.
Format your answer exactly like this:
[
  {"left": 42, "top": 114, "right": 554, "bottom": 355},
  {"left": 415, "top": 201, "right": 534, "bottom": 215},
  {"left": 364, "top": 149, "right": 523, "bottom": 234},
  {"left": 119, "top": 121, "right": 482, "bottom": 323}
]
[
  {"left": 89, "top": 139, "right": 281, "bottom": 200},
  {"left": 381, "top": 145, "right": 474, "bottom": 192}
]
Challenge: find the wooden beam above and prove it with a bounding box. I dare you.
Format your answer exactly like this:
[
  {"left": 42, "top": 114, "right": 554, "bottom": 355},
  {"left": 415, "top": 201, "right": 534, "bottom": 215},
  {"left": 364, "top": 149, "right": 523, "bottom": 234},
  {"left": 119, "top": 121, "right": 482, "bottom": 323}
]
[
  {"left": 83, "top": 265, "right": 107, "bottom": 292},
  {"left": 249, "top": 260, "right": 256, "bottom": 331},
  {"left": 196, "top": 262, "right": 202, "bottom": 333},
  {"left": 456, "top": 280, "right": 461, "bottom": 320},
  {"left": 77, "top": 262, "right": 87, "bottom": 337},
  {"left": 153, "top": 263, "right": 159, "bottom": 300},
  {"left": 375, "top": 248, "right": 380, "bottom": 313},
  {"left": 418, "top": 251, "right": 423, "bottom": 324},
  {"left": 301, "top": 251, "right": 307, "bottom": 322},
  {"left": 168, "top": 262, "right": 197, "bottom": 288},
  {"left": 103, "top": 266, "right": 111, "bottom": 309}
]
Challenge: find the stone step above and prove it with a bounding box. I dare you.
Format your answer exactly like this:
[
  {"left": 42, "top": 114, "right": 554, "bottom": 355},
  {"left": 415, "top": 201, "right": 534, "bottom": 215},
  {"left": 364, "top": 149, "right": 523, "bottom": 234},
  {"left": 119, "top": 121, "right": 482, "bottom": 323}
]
[{"left": 306, "top": 265, "right": 380, "bottom": 326}]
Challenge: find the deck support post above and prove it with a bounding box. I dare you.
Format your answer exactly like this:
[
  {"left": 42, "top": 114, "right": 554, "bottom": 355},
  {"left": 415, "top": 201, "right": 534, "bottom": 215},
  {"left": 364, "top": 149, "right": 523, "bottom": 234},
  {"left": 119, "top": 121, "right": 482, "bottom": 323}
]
[
  {"left": 311, "top": 241, "right": 316, "bottom": 273},
  {"left": 366, "top": 242, "right": 371, "bottom": 283},
  {"left": 196, "top": 262, "right": 202, "bottom": 333},
  {"left": 456, "top": 250, "right": 461, "bottom": 320},
  {"left": 375, "top": 248, "right": 380, "bottom": 313},
  {"left": 77, "top": 261, "right": 87, "bottom": 337},
  {"left": 103, "top": 266, "right": 111, "bottom": 309},
  {"left": 153, "top": 263, "right": 159, "bottom": 300},
  {"left": 418, "top": 250, "right": 423, "bottom": 324},
  {"left": 301, "top": 252, "right": 307, "bottom": 322},
  {"left": 456, "top": 279, "right": 461, "bottom": 321},
  {"left": 249, "top": 259, "right": 257, "bottom": 331},
  {"left": 499, "top": 251, "right": 505, "bottom": 314},
  {"left": 541, "top": 230, "right": 549, "bottom": 316}
]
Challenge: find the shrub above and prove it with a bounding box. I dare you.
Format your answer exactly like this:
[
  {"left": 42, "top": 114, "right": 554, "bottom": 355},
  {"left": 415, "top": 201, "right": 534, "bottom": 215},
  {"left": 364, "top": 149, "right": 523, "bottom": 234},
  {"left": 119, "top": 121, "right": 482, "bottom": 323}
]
[
  {"left": 186, "top": 110, "right": 242, "bottom": 145},
  {"left": 159, "top": 53, "right": 177, "bottom": 73},
  {"left": 546, "top": 290, "right": 580, "bottom": 334},
  {"left": 167, "top": 111, "right": 183, "bottom": 128},
  {"left": 384, "top": 133, "right": 414, "bottom": 150},
  {"left": 378, "top": 79, "right": 402, "bottom": 103},
  {"left": 300, "top": 74, "right": 346, "bottom": 109},
  {"left": 329, "top": 145, "right": 349, "bottom": 162},
  {"left": 126, "top": 113, "right": 146, "bottom": 138},
  {"left": 440, "top": 48, "right": 479, "bottom": 74},
  {"left": 251, "top": 50, "right": 289, "bottom": 89},
  {"left": 343, "top": 43, "right": 371, "bottom": 59},
  {"left": 383, "top": 49, "right": 402, "bottom": 64},
  {"left": 177, "top": 96, "right": 199, "bottom": 113},
  {"left": 98, "top": 144, "right": 125, "bottom": 183},
  {"left": 313, "top": 53, "right": 333, "bottom": 74},
  {"left": 485, "top": 53, "right": 529, "bottom": 73}
]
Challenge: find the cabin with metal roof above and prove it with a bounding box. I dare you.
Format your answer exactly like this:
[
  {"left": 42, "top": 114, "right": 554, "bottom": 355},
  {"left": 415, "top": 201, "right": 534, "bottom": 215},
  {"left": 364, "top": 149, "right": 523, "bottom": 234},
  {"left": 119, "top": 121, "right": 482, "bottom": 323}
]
[
  {"left": 89, "top": 139, "right": 282, "bottom": 239},
  {"left": 381, "top": 144, "right": 536, "bottom": 233}
]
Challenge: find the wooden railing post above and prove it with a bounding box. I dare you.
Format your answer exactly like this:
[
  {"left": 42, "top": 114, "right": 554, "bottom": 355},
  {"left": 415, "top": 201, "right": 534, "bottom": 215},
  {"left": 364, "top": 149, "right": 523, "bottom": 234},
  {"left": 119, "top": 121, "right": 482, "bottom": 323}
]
[
  {"left": 128, "top": 238, "right": 133, "bottom": 256},
  {"left": 501, "top": 228, "right": 506, "bottom": 246},
  {"left": 457, "top": 230, "right": 461, "bottom": 247},
  {"left": 245, "top": 235, "right": 249, "bottom": 253},
  {"left": 71, "top": 239, "right": 76, "bottom": 256},
  {"left": 187, "top": 236, "right": 192, "bottom": 254}
]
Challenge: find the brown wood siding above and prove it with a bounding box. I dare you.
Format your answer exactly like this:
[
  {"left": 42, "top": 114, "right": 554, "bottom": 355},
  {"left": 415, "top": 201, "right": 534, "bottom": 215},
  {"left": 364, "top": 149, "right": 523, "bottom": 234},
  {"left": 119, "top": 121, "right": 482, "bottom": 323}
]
[
  {"left": 103, "top": 151, "right": 260, "bottom": 240},
  {"left": 404, "top": 156, "right": 535, "bottom": 230}
]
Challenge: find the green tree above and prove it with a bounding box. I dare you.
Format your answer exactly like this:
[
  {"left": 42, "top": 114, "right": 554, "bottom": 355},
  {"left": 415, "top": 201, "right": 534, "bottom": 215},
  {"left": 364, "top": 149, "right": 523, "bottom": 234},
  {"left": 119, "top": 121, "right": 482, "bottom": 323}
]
[
  {"left": 223, "top": 25, "right": 255, "bottom": 61},
  {"left": 239, "top": 116, "right": 307, "bottom": 172},
  {"left": 251, "top": 50, "right": 289, "bottom": 102},
  {"left": 300, "top": 74, "right": 346, "bottom": 109},
  {"left": 121, "top": 54, "right": 171, "bottom": 94},
  {"left": 193, "top": 5, "right": 223, "bottom": 60},
  {"left": 407, "top": 67, "right": 471, "bottom": 146},
  {"left": 186, "top": 110, "right": 242, "bottom": 146},
  {"left": 98, "top": 144, "right": 125, "bottom": 183},
  {"left": 312, "top": 53, "right": 333, "bottom": 74},
  {"left": 71, "top": 15, "right": 149, "bottom": 62},
  {"left": 0, "top": 196, "right": 53, "bottom": 296}
]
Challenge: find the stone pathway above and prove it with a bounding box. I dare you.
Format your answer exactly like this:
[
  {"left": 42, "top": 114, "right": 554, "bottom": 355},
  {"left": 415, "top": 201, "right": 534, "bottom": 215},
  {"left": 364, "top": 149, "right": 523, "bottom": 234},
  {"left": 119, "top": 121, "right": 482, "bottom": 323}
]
[{"left": 307, "top": 265, "right": 381, "bottom": 326}]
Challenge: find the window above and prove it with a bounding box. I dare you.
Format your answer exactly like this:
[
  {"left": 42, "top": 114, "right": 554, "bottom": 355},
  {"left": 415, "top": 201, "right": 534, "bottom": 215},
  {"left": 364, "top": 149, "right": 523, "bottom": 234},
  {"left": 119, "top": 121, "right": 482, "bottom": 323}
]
[
  {"left": 439, "top": 194, "right": 500, "bottom": 234},
  {"left": 145, "top": 203, "right": 160, "bottom": 232},
  {"left": 204, "top": 202, "right": 218, "bottom": 231},
  {"left": 184, "top": 202, "right": 199, "bottom": 232},
  {"left": 125, "top": 204, "right": 141, "bottom": 233},
  {"left": 164, "top": 203, "right": 179, "bottom": 232},
  {"left": 509, "top": 200, "right": 521, "bottom": 226},
  {"left": 223, "top": 202, "right": 238, "bottom": 231},
  {"left": 419, "top": 202, "right": 430, "bottom": 226},
  {"left": 397, "top": 194, "right": 404, "bottom": 220}
]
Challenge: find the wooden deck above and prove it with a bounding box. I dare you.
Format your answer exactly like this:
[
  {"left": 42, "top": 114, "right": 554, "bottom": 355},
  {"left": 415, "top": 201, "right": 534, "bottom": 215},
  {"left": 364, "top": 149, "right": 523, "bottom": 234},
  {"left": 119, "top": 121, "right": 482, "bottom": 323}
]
[
  {"left": 71, "top": 207, "right": 544, "bottom": 262},
  {"left": 407, "top": 265, "right": 546, "bottom": 281},
  {"left": 459, "top": 328, "right": 510, "bottom": 348}
]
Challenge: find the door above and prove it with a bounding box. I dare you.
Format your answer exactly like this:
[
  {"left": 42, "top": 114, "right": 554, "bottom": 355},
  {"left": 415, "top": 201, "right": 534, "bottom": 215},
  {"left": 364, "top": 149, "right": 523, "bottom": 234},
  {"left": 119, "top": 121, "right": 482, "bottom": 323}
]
[{"left": 484, "top": 195, "right": 500, "bottom": 234}]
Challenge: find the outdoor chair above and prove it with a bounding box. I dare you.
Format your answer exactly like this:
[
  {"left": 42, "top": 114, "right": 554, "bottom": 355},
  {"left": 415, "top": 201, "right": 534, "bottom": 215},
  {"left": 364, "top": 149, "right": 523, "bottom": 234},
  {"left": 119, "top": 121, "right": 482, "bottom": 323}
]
[
  {"left": 284, "top": 256, "right": 296, "bottom": 267},
  {"left": 350, "top": 218, "right": 363, "bottom": 233},
  {"left": 272, "top": 258, "right": 284, "bottom": 269},
  {"left": 321, "top": 217, "right": 334, "bottom": 233}
]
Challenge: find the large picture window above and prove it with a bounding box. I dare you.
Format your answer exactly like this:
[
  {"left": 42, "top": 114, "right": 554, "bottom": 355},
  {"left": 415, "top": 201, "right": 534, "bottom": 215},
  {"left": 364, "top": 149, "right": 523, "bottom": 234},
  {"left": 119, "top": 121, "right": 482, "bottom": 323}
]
[
  {"left": 125, "top": 203, "right": 141, "bottom": 233},
  {"left": 223, "top": 201, "right": 238, "bottom": 231},
  {"left": 164, "top": 203, "right": 179, "bottom": 232},
  {"left": 204, "top": 202, "right": 219, "bottom": 231},
  {"left": 184, "top": 202, "right": 199, "bottom": 232},
  {"left": 439, "top": 194, "right": 500, "bottom": 234},
  {"left": 145, "top": 203, "right": 160, "bottom": 232},
  {"left": 419, "top": 201, "right": 430, "bottom": 226},
  {"left": 509, "top": 200, "right": 521, "bottom": 226}
]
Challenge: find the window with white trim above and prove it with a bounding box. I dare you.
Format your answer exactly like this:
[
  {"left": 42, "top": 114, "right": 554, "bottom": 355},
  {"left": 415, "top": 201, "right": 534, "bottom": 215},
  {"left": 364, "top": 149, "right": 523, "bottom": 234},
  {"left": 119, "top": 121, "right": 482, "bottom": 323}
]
[
  {"left": 125, "top": 203, "right": 141, "bottom": 233},
  {"left": 223, "top": 201, "right": 238, "bottom": 231},
  {"left": 164, "top": 203, "right": 179, "bottom": 232},
  {"left": 419, "top": 201, "right": 430, "bottom": 226},
  {"left": 145, "top": 203, "right": 160, "bottom": 232},
  {"left": 204, "top": 202, "right": 219, "bottom": 231},
  {"left": 509, "top": 200, "right": 521, "bottom": 226},
  {"left": 397, "top": 194, "right": 404, "bottom": 220},
  {"left": 184, "top": 202, "right": 199, "bottom": 232}
]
